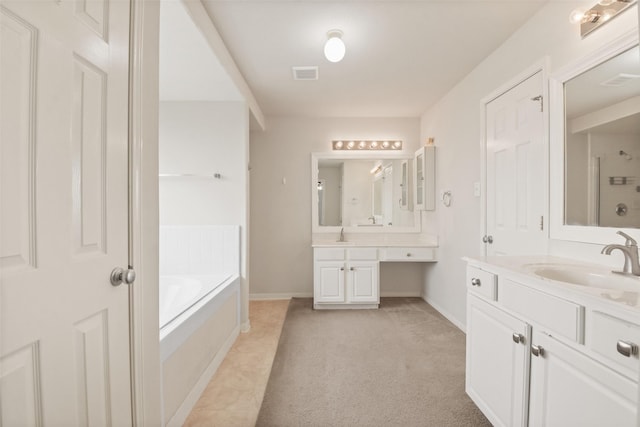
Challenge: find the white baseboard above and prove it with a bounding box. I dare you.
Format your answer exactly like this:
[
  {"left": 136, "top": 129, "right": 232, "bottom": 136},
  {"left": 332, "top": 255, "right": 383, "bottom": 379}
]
[
  {"left": 380, "top": 291, "right": 422, "bottom": 297},
  {"left": 421, "top": 295, "right": 466, "bottom": 333},
  {"left": 249, "top": 292, "right": 312, "bottom": 300},
  {"left": 166, "top": 324, "right": 240, "bottom": 427}
]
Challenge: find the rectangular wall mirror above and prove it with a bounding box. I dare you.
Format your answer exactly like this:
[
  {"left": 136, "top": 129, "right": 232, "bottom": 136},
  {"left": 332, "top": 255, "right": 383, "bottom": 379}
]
[
  {"left": 312, "top": 153, "right": 420, "bottom": 233},
  {"left": 550, "top": 31, "right": 639, "bottom": 243}
]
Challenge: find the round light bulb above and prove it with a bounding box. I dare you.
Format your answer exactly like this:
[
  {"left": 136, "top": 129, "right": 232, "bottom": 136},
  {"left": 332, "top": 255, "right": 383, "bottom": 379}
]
[
  {"left": 382, "top": 141, "right": 390, "bottom": 149},
  {"left": 393, "top": 141, "right": 402, "bottom": 149},
  {"left": 370, "top": 141, "right": 378, "bottom": 148},
  {"left": 598, "top": 0, "right": 615, "bottom": 5},
  {"left": 358, "top": 141, "right": 366, "bottom": 149},
  {"left": 334, "top": 141, "right": 343, "bottom": 149},
  {"left": 324, "top": 30, "right": 346, "bottom": 63},
  {"left": 569, "top": 8, "right": 585, "bottom": 24},
  {"left": 601, "top": 8, "right": 616, "bottom": 21},
  {"left": 347, "top": 141, "right": 355, "bottom": 149}
]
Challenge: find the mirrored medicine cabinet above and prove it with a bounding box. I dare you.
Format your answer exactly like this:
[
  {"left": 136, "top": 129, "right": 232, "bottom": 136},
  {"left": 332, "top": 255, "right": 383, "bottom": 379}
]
[
  {"left": 550, "top": 31, "right": 640, "bottom": 244},
  {"left": 311, "top": 147, "right": 435, "bottom": 233}
]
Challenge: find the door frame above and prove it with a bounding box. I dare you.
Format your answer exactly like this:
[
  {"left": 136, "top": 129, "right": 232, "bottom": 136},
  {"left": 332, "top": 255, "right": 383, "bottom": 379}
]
[
  {"left": 479, "top": 58, "right": 550, "bottom": 256},
  {"left": 129, "top": 0, "right": 163, "bottom": 424}
]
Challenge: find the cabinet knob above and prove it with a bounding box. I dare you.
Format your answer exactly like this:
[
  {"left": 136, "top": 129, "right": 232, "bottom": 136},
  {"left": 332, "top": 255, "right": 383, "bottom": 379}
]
[
  {"left": 340, "top": 267, "right": 344, "bottom": 271},
  {"left": 350, "top": 267, "right": 355, "bottom": 271},
  {"left": 406, "top": 253, "right": 411, "bottom": 257},
  {"left": 482, "top": 235, "right": 494, "bottom": 244},
  {"left": 471, "top": 278, "right": 481, "bottom": 287},
  {"left": 512, "top": 333, "right": 525, "bottom": 344},
  {"left": 531, "top": 345, "right": 544, "bottom": 357},
  {"left": 616, "top": 340, "right": 638, "bottom": 357}
]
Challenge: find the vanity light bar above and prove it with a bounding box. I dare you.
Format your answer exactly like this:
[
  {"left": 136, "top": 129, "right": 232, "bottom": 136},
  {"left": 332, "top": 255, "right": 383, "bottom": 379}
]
[{"left": 332, "top": 140, "right": 403, "bottom": 150}]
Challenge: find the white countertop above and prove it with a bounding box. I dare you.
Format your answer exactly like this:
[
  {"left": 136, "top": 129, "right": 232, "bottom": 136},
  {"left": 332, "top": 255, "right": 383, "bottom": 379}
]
[
  {"left": 464, "top": 255, "right": 640, "bottom": 312},
  {"left": 312, "top": 239, "right": 438, "bottom": 248}
]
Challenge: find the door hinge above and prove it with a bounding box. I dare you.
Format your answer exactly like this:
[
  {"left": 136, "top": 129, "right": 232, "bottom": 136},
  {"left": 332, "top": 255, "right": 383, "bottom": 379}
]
[
  {"left": 531, "top": 95, "right": 543, "bottom": 112},
  {"left": 540, "top": 216, "right": 544, "bottom": 231}
]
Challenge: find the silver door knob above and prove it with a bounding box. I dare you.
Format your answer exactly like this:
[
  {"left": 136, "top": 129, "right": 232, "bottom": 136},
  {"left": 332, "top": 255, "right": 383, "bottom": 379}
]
[{"left": 110, "top": 267, "right": 136, "bottom": 287}]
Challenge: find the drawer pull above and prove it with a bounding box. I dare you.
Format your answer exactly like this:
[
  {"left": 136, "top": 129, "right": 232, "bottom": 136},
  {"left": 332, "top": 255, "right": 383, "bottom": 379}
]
[
  {"left": 406, "top": 253, "right": 411, "bottom": 257},
  {"left": 350, "top": 267, "right": 355, "bottom": 271},
  {"left": 531, "top": 345, "right": 544, "bottom": 357},
  {"left": 616, "top": 340, "right": 638, "bottom": 357},
  {"left": 512, "top": 333, "right": 525, "bottom": 344},
  {"left": 340, "top": 267, "right": 344, "bottom": 271},
  {"left": 471, "top": 278, "right": 481, "bottom": 287}
]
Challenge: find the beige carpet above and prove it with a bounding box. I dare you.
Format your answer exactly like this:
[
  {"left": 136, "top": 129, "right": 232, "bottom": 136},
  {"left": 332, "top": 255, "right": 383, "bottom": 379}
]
[{"left": 256, "top": 297, "right": 490, "bottom": 427}]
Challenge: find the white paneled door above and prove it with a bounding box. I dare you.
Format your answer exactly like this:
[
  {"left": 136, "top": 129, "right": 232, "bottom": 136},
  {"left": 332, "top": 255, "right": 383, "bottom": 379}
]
[
  {"left": 1, "top": 1, "right": 132, "bottom": 425},
  {"left": 485, "top": 71, "right": 546, "bottom": 256}
]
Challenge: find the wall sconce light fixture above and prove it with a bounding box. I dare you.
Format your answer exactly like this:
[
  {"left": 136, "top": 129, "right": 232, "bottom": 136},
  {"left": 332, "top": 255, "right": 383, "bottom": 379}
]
[
  {"left": 570, "top": 0, "right": 636, "bottom": 38},
  {"left": 332, "top": 140, "right": 403, "bottom": 151}
]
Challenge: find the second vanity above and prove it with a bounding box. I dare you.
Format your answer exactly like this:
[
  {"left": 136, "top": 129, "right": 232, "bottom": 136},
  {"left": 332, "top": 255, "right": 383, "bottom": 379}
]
[
  {"left": 464, "top": 256, "right": 640, "bottom": 427},
  {"left": 312, "top": 238, "right": 437, "bottom": 310}
]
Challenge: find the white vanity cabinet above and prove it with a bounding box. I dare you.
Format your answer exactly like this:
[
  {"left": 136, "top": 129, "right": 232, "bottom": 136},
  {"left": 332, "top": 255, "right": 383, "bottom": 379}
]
[
  {"left": 466, "top": 293, "right": 530, "bottom": 427},
  {"left": 413, "top": 146, "right": 435, "bottom": 211},
  {"left": 465, "top": 259, "right": 639, "bottom": 427},
  {"left": 313, "top": 247, "right": 379, "bottom": 309},
  {"left": 528, "top": 330, "right": 637, "bottom": 427}
]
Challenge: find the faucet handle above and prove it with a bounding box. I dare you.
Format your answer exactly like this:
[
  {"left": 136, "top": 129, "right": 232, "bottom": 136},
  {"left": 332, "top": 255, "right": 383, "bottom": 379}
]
[{"left": 617, "top": 231, "right": 637, "bottom": 247}]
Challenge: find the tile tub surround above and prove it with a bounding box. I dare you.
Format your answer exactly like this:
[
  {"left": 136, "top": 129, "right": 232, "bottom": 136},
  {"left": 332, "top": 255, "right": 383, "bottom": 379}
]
[{"left": 183, "top": 299, "right": 290, "bottom": 426}]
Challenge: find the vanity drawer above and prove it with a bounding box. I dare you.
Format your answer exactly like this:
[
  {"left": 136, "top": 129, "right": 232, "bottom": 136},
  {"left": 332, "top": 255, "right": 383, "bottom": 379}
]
[
  {"left": 382, "top": 247, "right": 435, "bottom": 261},
  {"left": 589, "top": 312, "right": 640, "bottom": 379},
  {"left": 499, "top": 279, "right": 583, "bottom": 343},
  {"left": 347, "top": 248, "right": 378, "bottom": 261},
  {"left": 466, "top": 265, "right": 497, "bottom": 301},
  {"left": 314, "top": 248, "right": 345, "bottom": 261}
]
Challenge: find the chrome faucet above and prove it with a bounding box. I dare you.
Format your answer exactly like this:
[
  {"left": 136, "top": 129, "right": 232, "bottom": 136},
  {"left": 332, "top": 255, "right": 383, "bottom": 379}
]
[
  {"left": 338, "top": 227, "right": 345, "bottom": 242},
  {"left": 601, "top": 231, "right": 640, "bottom": 276}
]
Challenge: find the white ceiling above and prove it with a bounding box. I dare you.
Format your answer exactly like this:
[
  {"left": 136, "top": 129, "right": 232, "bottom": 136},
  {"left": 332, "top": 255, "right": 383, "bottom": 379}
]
[
  {"left": 159, "top": 1, "right": 243, "bottom": 102},
  {"left": 566, "top": 45, "right": 640, "bottom": 119},
  {"left": 197, "top": 0, "right": 548, "bottom": 118}
]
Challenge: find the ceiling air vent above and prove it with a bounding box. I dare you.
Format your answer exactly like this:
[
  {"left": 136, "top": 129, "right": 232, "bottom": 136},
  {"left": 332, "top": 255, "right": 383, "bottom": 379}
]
[
  {"left": 600, "top": 73, "right": 640, "bottom": 87},
  {"left": 292, "top": 66, "right": 318, "bottom": 81}
]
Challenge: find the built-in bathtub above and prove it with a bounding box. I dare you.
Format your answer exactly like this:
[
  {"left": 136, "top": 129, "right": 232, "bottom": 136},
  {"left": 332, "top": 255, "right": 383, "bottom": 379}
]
[{"left": 159, "top": 225, "right": 241, "bottom": 426}]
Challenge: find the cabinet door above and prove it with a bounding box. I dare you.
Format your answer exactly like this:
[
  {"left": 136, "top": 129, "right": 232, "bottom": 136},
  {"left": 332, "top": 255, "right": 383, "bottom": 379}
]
[
  {"left": 529, "top": 330, "right": 637, "bottom": 427},
  {"left": 348, "top": 261, "right": 379, "bottom": 303},
  {"left": 415, "top": 149, "right": 425, "bottom": 210},
  {"left": 400, "top": 160, "right": 410, "bottom": 210},
  {"left": 466, "top": 294, "right": 530, "bottom": 427},
  {"left": 413, "top": 146, "right": 435, "bottom": 211},
  {"left": 314, "top": 261, "right": 345, "bottom": 303}
]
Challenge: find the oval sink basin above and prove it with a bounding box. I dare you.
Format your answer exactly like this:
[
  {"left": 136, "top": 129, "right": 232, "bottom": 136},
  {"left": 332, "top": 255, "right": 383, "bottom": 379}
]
[{"left": 532, "top": 266, "right": 640, "bottom": 292}]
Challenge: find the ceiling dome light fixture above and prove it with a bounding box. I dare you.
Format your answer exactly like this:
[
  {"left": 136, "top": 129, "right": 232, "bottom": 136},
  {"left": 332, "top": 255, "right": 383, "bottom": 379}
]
[{"left": 324, "top": 30, "right": 346, "bottom": 63}]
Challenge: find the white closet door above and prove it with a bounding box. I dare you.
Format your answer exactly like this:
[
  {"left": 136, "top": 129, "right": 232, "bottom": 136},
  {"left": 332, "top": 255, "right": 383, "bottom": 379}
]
[
  {"left": 1, "top": 1, "right": 132, "bottom": 425},
  {"left": 485, "top": 71, "right": 546, "bottom": 256}
]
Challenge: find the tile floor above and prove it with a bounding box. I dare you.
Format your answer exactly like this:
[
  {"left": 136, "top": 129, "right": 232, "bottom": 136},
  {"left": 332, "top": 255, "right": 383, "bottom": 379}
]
[{"left": 183, "top": 299, "right": 291, "bottom": 427}]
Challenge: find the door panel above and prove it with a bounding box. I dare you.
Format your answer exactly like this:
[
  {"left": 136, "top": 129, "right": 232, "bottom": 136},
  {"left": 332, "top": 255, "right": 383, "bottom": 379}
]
[
  {"left": 486, "top": 71, "right": 546, "bottom": 256},
  {"left": 0, "top": 1, "right": 132, "bottom": 425}
]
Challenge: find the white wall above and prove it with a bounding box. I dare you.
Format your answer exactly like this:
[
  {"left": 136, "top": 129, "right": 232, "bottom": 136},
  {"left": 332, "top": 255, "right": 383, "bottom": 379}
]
[
  {"left": 249, "top": 117, "right": 423, "bottom": 298},
  {"left": 159, "top": 100, "right": 250, "bottom": 328},
  {"left": 420, "top": 1, "right": 639, "bottom": 328}
]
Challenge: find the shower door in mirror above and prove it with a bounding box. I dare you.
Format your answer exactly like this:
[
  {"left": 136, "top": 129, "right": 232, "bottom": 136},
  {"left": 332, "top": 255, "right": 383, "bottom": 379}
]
[
  {"left": 0, "top": 2, "right": 132, "bottom": 424},
  {"left": 485, "top": 71, "right": 546, "bottom": 256}
]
